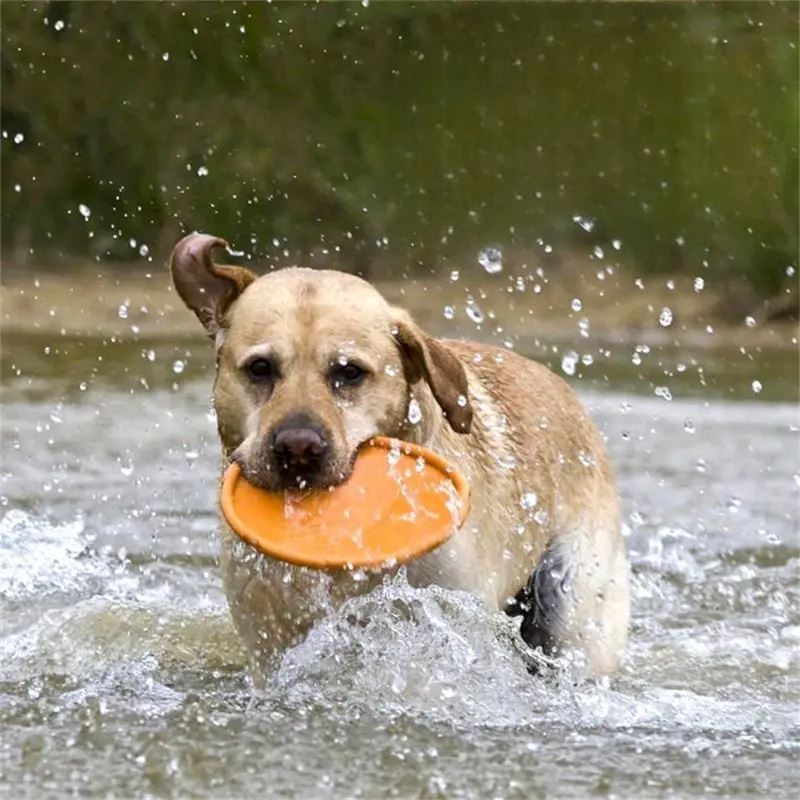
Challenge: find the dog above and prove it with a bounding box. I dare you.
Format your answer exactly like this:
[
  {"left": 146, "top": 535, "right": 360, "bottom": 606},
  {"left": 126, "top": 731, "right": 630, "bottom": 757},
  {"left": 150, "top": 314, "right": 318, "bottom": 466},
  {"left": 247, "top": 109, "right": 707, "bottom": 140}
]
[{"left": 170, "top": 232, "right": 630, "bottom": 678}]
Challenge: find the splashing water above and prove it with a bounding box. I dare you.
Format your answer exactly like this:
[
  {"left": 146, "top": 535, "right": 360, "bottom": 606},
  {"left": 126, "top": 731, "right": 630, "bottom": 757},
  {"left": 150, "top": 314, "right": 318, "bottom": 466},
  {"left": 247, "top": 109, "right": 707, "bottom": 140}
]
[
  {"left": 561, "top": 350, "right": 579, "bottom": 376},
  {"left": 407, "top": 398, "right": 423, "bottom": 425},
  {"left": 465, "top": 297, "right": 484, "bottom": 325},
  {"left": 478, "top": 246, "right": 503, "bottom": 275},
  {"left": 1, "top": 367, "right": 798, "bottom": 797}
]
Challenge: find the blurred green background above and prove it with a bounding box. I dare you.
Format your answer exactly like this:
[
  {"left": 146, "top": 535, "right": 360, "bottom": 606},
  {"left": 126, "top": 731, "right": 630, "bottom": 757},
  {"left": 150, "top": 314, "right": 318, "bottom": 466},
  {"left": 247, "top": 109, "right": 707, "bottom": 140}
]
[{"left": 2, "top": 1, "right": 797, "bottom": 311}]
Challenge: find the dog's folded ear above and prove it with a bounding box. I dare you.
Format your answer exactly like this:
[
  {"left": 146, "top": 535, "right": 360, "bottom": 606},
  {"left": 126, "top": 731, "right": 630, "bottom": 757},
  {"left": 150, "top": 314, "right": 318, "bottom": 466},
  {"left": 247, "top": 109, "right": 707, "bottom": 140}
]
[
  {"left": 392, "top": 313, "right": 473, "bottom": 434},
  {"left": 170, "top": 232, "right": 257, "bottom": 335}
]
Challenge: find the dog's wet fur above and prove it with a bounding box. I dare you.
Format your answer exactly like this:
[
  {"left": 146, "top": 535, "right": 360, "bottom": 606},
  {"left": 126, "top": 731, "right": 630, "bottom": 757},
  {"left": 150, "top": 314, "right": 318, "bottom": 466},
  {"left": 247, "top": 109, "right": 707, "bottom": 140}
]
[{"left": 171, "top": 233, "right": 630, "bottom": 677}]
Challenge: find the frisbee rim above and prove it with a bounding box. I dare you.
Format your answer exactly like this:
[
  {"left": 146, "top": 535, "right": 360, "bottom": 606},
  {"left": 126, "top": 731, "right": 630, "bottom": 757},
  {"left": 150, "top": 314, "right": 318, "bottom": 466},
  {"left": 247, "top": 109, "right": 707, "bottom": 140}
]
[{"left": 220, "top": 436, "right": 470, "bottom": 570}]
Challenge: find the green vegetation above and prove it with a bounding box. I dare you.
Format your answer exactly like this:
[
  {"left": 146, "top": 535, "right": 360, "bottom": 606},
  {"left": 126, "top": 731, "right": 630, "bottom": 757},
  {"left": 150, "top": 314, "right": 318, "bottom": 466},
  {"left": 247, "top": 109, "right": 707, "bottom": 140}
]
[{"left": 2, "top": 1, "right": 797, "bottom": 306}]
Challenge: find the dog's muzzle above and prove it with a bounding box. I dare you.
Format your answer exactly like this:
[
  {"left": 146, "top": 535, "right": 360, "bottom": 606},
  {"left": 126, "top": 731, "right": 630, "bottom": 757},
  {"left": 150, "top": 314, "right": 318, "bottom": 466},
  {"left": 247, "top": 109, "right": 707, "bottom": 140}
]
[{"left": 267, "top": 412, "right": 330, "bottom": 487}]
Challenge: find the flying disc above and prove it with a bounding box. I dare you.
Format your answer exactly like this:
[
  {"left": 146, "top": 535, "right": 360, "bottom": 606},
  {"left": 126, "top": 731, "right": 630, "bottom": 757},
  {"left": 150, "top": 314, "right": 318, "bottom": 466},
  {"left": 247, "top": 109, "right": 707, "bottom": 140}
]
[{"left": 220, "top": 436, "right": 469, "bottom": 570}]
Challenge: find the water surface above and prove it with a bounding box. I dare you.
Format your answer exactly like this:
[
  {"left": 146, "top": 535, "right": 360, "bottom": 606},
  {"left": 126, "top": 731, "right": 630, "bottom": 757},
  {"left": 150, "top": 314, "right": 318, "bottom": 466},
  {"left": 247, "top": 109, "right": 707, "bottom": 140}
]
[{"left": 1, "top": 332, "right": 798, "bottom": 798}]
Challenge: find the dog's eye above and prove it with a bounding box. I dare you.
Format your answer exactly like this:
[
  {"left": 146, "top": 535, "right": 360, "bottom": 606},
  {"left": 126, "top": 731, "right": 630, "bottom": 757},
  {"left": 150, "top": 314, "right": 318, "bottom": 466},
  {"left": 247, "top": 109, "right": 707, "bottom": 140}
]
[
  {"left": 245, "top": 358, "right": 274, "bottom": 382},
  {"left": 331, "top": 362, "right": 367, "bottom": 388}
]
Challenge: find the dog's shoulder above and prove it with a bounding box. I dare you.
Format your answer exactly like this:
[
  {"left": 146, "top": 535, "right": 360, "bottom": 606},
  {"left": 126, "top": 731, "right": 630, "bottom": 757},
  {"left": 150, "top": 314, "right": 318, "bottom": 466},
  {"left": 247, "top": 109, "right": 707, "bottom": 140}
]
[
  {"left": 443, "top": 338, "right": 575, "bottom": 405},
  {"left": 443, "top": 337, "right": 606, "bottom": 469}
]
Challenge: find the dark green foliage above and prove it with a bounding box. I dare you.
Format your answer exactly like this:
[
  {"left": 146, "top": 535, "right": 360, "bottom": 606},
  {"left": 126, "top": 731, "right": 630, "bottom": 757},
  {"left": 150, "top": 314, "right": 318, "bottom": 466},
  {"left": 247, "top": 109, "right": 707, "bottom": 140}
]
[{"left": 2, "top": 1, "right": 797, "bottom": 296}]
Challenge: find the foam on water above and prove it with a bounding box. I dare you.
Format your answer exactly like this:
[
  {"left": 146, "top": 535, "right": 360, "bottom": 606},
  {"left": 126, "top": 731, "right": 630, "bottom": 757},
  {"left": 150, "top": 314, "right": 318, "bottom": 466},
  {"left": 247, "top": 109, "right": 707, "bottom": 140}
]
[
  {"left": 0, "top": 509, "right": 103, "bottom": 601},
  {"left": 0, "top": 510, "right": 242, "bottom": 716}
]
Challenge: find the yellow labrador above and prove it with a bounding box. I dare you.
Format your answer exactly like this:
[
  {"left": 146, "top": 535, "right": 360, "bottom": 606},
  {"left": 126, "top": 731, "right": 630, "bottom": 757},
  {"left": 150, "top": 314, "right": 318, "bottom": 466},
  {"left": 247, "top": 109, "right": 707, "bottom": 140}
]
[{"left": 171, "top": 232, "right": 630, "bottom": 677}]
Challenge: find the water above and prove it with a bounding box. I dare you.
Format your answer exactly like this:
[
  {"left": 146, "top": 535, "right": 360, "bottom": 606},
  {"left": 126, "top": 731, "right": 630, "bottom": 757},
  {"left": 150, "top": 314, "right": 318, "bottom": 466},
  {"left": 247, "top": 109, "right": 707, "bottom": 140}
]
[{"left": 1, "top": 332, "right": 798, "bottom": 798}]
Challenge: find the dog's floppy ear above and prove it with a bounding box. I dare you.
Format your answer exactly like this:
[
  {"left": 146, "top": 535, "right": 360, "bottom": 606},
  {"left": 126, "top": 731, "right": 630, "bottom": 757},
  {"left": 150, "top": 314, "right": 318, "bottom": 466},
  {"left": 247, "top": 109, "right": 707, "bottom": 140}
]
[
  {"left": 170, "top": 232, "right": 257, "bottom": 335},
  {"left": 392, "top": 312, "right": 473, "bottom": 434}
]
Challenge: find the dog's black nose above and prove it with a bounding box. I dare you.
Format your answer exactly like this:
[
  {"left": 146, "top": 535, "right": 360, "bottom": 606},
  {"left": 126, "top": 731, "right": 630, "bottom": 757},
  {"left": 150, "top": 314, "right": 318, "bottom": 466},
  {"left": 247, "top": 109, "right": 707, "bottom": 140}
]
[
  {"left": 270, "top": 414, "right": 329, "bottom": 477},
  {"left": 273, "top": 427, "right": 327, "bottom": 462}
]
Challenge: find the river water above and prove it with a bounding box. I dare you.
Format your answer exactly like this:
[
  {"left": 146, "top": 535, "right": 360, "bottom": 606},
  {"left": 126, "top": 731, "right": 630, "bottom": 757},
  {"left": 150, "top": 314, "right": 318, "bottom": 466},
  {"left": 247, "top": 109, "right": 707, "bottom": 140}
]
[{"left": 1, "top": 330, "right": 798, "bottom": 798}]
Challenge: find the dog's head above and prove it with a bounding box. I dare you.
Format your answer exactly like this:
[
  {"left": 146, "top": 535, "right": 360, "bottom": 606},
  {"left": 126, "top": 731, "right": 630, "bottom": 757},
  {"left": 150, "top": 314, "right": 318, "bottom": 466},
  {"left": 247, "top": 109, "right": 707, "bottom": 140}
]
[{"left": 171, "top": 233, "right": 472, "bottom": 490}]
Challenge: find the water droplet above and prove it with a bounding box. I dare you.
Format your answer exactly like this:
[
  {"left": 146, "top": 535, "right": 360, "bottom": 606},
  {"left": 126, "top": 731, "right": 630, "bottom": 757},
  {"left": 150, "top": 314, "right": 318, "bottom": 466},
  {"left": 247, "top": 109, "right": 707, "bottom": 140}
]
[
  {"left": 78, "top": 203, "right": 91, "bottom": 220},
  {"left": 497, "top": 453, "right": 517, "bottom": 470},
  {"left": 726, "top": 496, "right": 742, "bottom": 513},
  {"left": 745, "top": 316, "right": 756, "bottom": 328},
  {"left": 592, "top": 245, "right": 604, "bottom": 259},
  {"left": 683, "top": 419, "right": 695, "bottom": 434},
  {"left": 117, "top": 303, "right": 129, "bottom": 319},
  {"left": 466, "top": 298, "right": 484, "bottom": 325},
  {"left": 612, "top": 239, "right": 622, "bottom": 250},
  {"left": 659, "top": 307, "right": 673, "bottom": 327},
  {"left": 449, "top": 270, "right": 460, "bottom": 282},
  {"left": 654, "top": 385, "right": 672, "bottom": 401},
  {"left": 571, "top": 298, "right": 582, "bottom": 312},
  {"left": 560, "top": 351, "right": 578, "bottom": 376},
  {"left": 54, "top": 19, "right": 65, "bottom": 31},
  {"left": 138, "top": 244, "right": 149, "bottom": 257},
  {"left": 196, "top": 165, "right": 209, "bottom": 177},
  {"left": 120, "top": 462, "right": 134, "bottom": 477},
  {"left": 520, "top": 492, "right": 538, "bottom": 510},
  {"left": 407, "top": 399, "right": 422, "bottom": 425},
  {"left": 572, "top": 214, "right": 595, "bottom": 232},
  {"left": 13, "top": 132, "right": 24, "bottom": 144},
  {"left": 384, "top": 364, "right": 398, "bottom": 378},
  {"left": 162, "top": 52, "right": 170, "bottom": 62},
  {"left": 751, "top": 380, "right": 762, "bottom": 394},
  {"left": 478, "top": 246, "right": 503, "bottom": 275},
  {"left": 693, "top": 277, "right": 704, "bottom": 293},
  {"left": 457, "top": 394, "right": 467, "bottom": 407},
  {"left": 443, "top": 305, "right": 455, "bottom": 320},
  {"left": 172, "top": 359, "right": 186, "bottom": 374}
]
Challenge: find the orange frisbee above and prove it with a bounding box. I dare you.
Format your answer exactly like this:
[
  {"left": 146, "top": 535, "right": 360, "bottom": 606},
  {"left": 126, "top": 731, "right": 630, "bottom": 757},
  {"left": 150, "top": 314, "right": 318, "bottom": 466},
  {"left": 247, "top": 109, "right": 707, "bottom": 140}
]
[{"left": 220, "top": 436, "right": 469, "bottom": 570}]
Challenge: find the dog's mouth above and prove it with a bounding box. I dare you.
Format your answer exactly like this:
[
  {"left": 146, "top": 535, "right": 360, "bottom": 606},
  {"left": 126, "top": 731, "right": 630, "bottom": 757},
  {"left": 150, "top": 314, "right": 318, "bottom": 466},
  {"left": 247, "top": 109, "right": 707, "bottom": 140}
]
[{"left": 232, "top": 449, "right": 360, "bottom": 493}]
